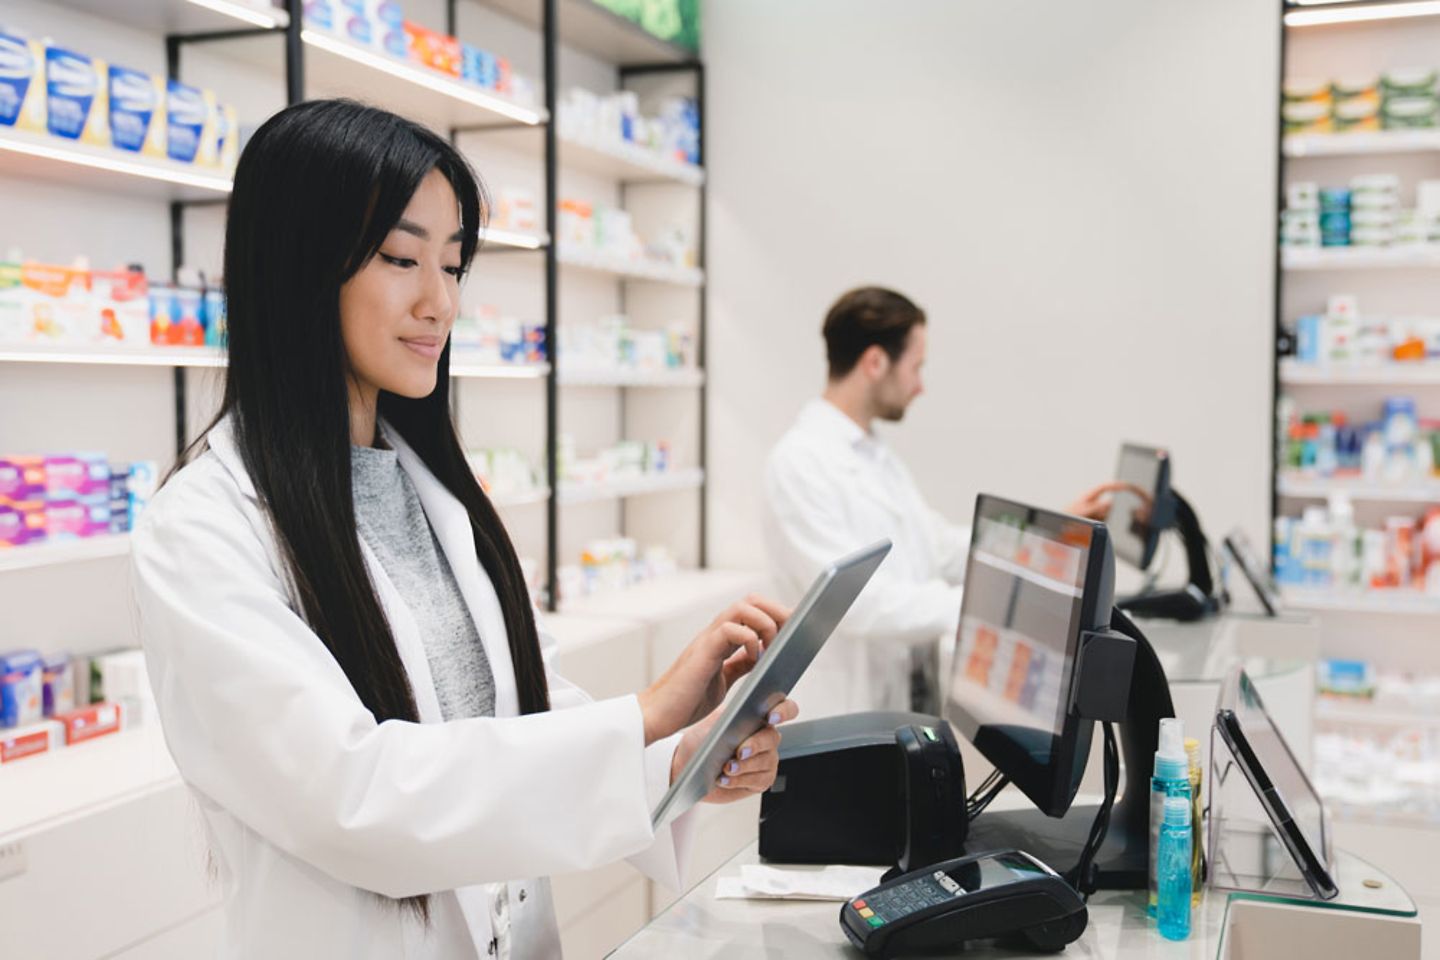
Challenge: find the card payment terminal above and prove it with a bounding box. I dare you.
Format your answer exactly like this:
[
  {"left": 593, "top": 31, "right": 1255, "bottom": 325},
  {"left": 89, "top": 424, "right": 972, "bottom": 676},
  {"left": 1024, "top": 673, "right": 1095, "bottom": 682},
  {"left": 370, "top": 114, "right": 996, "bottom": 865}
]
[{"left": 840, "top": 850, "right": 1087, "bottom": 957}]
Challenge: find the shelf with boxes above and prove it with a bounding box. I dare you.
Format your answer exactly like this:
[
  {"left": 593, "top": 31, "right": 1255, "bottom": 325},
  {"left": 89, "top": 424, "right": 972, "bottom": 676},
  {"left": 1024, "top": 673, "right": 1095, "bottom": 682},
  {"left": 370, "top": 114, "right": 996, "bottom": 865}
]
[
  {"left": 54, "top": 0, "right": 290, "bottom": 33},
  {"left": 472, "top": 0, "right": 694, "bottom": 68},
  {"left": 1280, "top": 358, "right": 1440, "bottom": 385},
  {"left": 0, "top": 455, "right": 156, "bottom": 562},
  {"left": 1284, "top": 128, "right": 1440, "bottom": 158},
  {"left": 559, "top": 468, "right": 705, "bottom": 505}
]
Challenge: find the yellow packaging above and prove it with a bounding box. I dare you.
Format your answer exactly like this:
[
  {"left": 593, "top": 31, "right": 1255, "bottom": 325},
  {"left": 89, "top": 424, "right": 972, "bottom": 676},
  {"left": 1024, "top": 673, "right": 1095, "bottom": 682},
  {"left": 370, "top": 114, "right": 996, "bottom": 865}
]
[
  {"left": 0, "top": 32, "right": 46, "bottom": 133},
  {"left": 44, "top": 44, "right": 109, "bottom": 147}
]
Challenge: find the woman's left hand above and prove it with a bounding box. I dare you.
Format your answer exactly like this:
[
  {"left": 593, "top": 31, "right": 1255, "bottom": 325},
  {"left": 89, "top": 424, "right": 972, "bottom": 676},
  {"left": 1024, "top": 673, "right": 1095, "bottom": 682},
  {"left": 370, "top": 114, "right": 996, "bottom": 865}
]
[{"left": 669, "top": 698, "right": 800, "bottom": 804}]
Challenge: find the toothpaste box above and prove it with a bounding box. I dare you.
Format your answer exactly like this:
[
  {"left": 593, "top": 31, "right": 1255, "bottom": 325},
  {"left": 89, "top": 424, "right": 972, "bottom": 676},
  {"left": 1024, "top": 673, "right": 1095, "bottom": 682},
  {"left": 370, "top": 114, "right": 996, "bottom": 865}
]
[
  {"left": 54, "top": 701, "right": 126, "bottom": 746},
  {"left": 0, "top": 500, "right": 45, "bottom": 547},
  {"left": 43, "top": 498, "right": 111, "bottom": 540},
  {"left": 0, "top": 650, "right": 43, "bottom": 728},
  {"left": 0, "top": 30, "right": 46, "bottom": 131},
  {"left": 45, "top": 44, "right": 109, "bottom": 145},
  {"left": 0, "top": 456, "right": 45, "bottom": 503},
  {"left": 166, "top": 79, "right": 213, "bottom": 165},
  {"left": 0, "top": 719, "right": 63, "bottom": 763},
  {"left": 14, "top": 261, "right": 94, "bottom": 341},
  {"left": 108, "top": 63, "right": 166, "bottom": 156},
  {"left": 44, "top": 454, "right": 110, "bottom": 501},
  {"left": 94, "top": 267, "right": 150, "bottom": 343},
  {"left": 404, "top": 21, "right": 460, "bottom": 77}
]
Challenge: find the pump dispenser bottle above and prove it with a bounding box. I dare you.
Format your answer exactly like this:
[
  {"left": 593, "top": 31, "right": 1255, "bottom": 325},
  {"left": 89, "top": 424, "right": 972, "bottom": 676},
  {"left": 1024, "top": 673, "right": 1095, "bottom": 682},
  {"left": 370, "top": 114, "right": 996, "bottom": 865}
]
[{"left": 1148, "top": 717, "right": 1191, "bottom": 918}]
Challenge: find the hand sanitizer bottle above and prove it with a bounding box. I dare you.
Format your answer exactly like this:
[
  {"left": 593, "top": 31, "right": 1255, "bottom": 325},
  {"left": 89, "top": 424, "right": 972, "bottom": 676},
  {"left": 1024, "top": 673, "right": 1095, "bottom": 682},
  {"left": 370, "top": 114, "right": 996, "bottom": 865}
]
[
  {"left": 1148, "top": 717, "right": 1190, "bottom": 918},
  {"left": 1157, "top": 795, "right": 1194, "bottom": 941}
]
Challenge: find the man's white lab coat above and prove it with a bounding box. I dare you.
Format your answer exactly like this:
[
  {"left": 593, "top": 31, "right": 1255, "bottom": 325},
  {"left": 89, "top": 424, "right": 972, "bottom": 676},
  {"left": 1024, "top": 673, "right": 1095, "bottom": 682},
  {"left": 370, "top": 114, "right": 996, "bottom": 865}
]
[{"left": 763, "top": 399, "right": 970, "bottom": 717}]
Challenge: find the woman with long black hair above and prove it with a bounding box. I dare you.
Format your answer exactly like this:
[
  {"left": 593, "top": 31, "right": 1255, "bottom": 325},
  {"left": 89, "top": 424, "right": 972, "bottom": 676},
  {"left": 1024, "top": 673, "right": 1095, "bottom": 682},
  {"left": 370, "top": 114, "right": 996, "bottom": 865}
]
[{"left": 131, "top": 99, "right": 795, "bottom": 959}]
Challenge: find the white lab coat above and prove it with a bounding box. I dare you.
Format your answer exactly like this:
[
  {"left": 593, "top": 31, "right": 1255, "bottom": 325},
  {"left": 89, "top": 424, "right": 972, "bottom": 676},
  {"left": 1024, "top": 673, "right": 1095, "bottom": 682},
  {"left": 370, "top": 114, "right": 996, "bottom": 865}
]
[
  {"left": 131, "top": 416, "right": 694, "bottom": 959},
  {"left": 763, "top": 399, "right": 971, "bottom": 718}
]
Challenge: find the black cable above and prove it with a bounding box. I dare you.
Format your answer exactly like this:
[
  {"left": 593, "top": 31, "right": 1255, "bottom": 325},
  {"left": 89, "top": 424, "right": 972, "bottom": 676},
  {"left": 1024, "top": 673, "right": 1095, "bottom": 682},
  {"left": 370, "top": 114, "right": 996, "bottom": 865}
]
[
  {"left": 967, "top": 768, "right": 1001, "bottom": 805},
  {"left": 1065, "top": 721, "right": 1119, "bottom": 899},
  {"left": 966, "top": 774, "right": 1009, "bottom": 820}
]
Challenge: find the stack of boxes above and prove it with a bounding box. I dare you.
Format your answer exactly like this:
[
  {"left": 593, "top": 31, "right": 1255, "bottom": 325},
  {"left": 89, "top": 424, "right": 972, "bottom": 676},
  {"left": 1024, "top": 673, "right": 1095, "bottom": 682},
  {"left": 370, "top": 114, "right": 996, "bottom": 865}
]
[
  {"left": 0, "top": 455, "right": 155, "bottom": 549},
  {"left": 1282, "top": 177, "right": 1440, "bottom": 250},
  {"left": 1283, "top": 68, "right": 1439, "bottom": 137},
  {"left": 0, "top": 28, "right": 239, "bottom": 173}
]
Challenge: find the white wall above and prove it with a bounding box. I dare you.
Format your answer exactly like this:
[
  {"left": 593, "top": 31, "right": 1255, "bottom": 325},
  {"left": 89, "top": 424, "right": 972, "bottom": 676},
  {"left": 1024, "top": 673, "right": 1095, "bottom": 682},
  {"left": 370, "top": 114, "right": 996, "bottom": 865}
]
[{"left": 703, "top": 0, "right": 1281, "bottom": 586}]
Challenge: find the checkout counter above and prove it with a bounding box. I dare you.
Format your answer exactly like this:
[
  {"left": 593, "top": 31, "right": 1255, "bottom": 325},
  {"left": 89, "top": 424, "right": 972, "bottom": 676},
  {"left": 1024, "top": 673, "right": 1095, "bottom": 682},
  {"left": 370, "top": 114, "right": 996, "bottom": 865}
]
[{"left": 609, "top": 612, "right": 1424, "bottom": 959}]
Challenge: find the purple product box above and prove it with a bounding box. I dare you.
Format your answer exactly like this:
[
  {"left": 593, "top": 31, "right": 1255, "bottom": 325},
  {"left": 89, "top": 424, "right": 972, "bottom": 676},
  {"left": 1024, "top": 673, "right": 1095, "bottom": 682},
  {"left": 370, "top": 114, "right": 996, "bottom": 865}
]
[
  {"left": 0, "top": 650, "right": 43, "bottom": 728},
  {"left": 0, "top": 501, "right": 45, "bottom": 547},
  {"left": 0, "top": 457, "right": 45, "bottom": 503},
  {"left": 44, "top": 454, "right": 110, "bottom": 500},
  {"left": 43, "top": 499, "right": 111, "bottom": 540},
  {"left": 42, "top": 653, "right": 74, "bottom": 717}
]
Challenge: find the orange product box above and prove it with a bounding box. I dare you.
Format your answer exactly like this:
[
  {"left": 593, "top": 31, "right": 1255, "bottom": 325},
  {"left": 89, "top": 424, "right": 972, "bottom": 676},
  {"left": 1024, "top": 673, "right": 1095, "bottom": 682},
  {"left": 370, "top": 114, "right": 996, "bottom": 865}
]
[
  {"left": 0, "top": 720, "right": 64, "bottom": 763},
  {"left": 18, "top": 261, "right": 94, "bottom": 341},
  {"left": 53, "top": 701, "right": 126, "bottom": 746},
  {"left": 403, "top": 21, "right": 460, "bottom": 77}
]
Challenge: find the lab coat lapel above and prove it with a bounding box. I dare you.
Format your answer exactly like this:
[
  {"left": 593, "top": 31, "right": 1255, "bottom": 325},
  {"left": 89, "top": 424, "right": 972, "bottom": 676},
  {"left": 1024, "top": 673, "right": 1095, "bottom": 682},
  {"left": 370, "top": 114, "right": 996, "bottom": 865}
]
[
  {"left": 385, "top": 426, "right": 521, "bottom": 719},
  {"left": 801, "top": 400, "right": 907, "bottom": 519}
]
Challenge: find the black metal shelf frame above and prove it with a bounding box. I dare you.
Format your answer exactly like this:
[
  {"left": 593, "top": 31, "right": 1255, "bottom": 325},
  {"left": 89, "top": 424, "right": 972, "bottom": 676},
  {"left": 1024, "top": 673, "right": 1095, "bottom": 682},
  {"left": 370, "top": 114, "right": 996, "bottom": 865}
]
[{"left": 163, "top": 0, "right": 706, "bottom": 611}]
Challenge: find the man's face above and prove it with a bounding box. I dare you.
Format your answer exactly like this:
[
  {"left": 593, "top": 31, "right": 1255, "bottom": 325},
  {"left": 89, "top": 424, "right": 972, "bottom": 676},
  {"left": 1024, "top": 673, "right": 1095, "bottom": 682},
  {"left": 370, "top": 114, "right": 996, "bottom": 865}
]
[{"left": 873, "top": 324, "right": 926, "bottom": 422}]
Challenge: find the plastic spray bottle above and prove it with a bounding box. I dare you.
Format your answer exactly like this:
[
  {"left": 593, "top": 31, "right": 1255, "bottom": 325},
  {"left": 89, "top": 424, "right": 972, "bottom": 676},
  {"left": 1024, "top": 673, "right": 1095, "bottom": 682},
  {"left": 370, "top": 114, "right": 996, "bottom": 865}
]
[
  {"left": 1157, "top": 795, "right": 1194, "bottom": 941},
  {"left": 1148, "top": 717, "right": 1190, "bottom": 918}
]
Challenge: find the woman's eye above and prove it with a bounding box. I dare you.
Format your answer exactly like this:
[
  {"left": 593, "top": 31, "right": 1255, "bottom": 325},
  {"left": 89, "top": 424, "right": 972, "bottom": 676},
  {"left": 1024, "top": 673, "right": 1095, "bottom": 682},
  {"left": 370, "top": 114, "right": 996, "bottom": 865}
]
[
  {"left": 444, "top": 265, "right": 464, "bottom": 279},
  {"left": 379, "top": 253, "right": 417, "bottom": 268}
]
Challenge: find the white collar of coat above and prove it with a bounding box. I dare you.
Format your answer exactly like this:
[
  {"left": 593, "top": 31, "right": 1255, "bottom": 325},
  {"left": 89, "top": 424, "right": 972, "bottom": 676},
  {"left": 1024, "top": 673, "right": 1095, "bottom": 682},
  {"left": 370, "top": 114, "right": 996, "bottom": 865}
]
[
  {"left": 798, "top": 399, "right": 893, "bottom": 469},
  {"left": 204, "top": 413, "right": 522, "bottom": 720}
]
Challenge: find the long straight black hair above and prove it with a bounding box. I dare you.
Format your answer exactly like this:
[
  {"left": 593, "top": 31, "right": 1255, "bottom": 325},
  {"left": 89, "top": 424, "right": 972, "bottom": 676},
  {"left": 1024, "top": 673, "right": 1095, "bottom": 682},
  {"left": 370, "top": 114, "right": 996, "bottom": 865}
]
[{"left": 183, "top": 100, "right": 550, "bottom": 906}]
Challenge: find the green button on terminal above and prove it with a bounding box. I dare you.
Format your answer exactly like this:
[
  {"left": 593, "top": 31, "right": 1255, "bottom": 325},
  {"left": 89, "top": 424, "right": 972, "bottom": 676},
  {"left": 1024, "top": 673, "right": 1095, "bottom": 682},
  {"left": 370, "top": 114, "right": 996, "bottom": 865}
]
[
  {"left": 922, "top": 727, "right": 937, "bottom": 742},
  {"left": 867, "top": 916, "right": 885, "bottom": 927}
]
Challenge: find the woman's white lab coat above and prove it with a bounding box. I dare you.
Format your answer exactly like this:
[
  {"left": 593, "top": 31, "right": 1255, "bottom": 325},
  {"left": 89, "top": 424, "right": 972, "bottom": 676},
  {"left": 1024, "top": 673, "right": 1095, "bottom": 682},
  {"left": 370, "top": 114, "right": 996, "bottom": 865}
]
[{"left": 131, "top": 417, "right": 693, "bottom": 959}]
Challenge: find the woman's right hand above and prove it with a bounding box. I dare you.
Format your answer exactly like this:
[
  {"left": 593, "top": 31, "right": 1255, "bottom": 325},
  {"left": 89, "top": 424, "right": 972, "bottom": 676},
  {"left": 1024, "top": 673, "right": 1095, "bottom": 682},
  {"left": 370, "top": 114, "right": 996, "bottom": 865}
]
[{"left": 635, "top": 595, "right": 790, "bottom": 745}]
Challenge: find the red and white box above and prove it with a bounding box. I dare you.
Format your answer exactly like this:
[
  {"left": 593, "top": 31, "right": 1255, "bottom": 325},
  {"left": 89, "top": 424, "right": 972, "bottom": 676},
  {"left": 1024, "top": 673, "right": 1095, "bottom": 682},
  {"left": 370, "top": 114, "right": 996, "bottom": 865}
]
[
  {"left": 0, "top": 719, "right": 64, "bottom": 763},
  {"left": 53, "top": 701, "right": 126, "bottom": 746}
]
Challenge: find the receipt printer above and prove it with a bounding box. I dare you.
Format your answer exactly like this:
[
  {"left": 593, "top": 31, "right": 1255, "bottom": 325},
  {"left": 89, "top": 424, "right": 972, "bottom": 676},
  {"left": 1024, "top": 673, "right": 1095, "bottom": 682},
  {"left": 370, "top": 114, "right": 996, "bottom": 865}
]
[{"left": 759, "top": 711, "right": 966, "bottom": 870}]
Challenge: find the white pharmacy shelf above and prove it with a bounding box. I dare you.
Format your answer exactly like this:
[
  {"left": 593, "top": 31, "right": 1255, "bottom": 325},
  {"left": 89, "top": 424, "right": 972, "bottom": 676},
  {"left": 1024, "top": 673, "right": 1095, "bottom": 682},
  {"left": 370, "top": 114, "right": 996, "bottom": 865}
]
[
  {"left": 489, "top": 487, "right": 551, "bottom": 508},
  {"left": 559, "top": 568, "right": 767, "bottom": 620},
  {"left": 0, "top": 343, "right": 226, "bottom": 367},
  {"left": 0, "top": 536, "right": 131, "bottom": 574},
  {"left": 557, "top": 247, "right": 704, "bottom": 286},
  {"left": 1283, "top": 588, "right": 1440, "bottom": 615},
  {"left": 471, "top": 0, "right": 692, "bottom": 67},
  {"left": 1277, "top": 475, "right": 1440, "bottom": 503},
  {"left": 559, "top": 468, "right": 705, "bottom": 505},
  {"left": 559, "top": 367, "right": 705, "bottom": 388},
  {"left": 1282, "top": 246, "right": 1440, "bottom": 271},
  {"left": 1280, "top": 359, "right": 1440, "bottom": 385},
  {"left": 484, "top": 228, "right": 549, "bottom": 250},
  {"left": 1316, "top": 701, "right": 1440, "bottom": 729},
  {"left": 218, "top": 28, "right": 547, "bottom": 131},
  {"left": 0, "top": 724, "right": 178, "bottom": 841},
  {"left": 1283, "top": 129, "right": 1440, "bottom": 158},
  {"left": 0, "top": 128, "right": 232, "bottom": 202},
  {"left": 558, "top": 128, "right": 705, "bottom": 186},
  {"left": 449, "top": 359, "right": 549, "bottom": 379},
  {"left": 55, "top": 0, "right": 288, "bottom": 33}
]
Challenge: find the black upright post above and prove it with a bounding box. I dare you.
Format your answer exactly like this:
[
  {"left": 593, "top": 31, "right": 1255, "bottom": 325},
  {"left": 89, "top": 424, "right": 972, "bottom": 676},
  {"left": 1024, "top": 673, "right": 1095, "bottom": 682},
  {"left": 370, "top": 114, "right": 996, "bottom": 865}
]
[
  {"left": 1269, "top": 1, "right": 1287, "bottom": 570},
  {"left": 543, "top": 0, "right": 560, "bottom": 611},
  {"left": 285, "top": 0, "right": 304, "bottom": 105},
  {"left": 165, "top": 38, "right": 188, "bottom": 461}
]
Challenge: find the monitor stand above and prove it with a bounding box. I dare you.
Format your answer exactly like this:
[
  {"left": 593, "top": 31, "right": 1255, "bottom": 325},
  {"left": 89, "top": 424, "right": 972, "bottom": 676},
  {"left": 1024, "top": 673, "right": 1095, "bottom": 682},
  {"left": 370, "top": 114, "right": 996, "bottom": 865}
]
[
  {"left": 962, "top": 611, "right": 1174, "bottom": 890},
  {"left": 1117, "top": 490, "right": 1220, "bottom": 623}
]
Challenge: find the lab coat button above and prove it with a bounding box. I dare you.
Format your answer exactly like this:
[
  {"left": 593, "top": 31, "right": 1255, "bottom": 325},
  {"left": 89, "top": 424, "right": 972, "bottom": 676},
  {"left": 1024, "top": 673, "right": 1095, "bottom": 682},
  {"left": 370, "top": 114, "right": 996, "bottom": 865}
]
[
  {"left": 518, "top": 888, "right": 527, "bottom": 902},
  {"left": 487, "top": 938, "right": 497, "bottom": 956}
]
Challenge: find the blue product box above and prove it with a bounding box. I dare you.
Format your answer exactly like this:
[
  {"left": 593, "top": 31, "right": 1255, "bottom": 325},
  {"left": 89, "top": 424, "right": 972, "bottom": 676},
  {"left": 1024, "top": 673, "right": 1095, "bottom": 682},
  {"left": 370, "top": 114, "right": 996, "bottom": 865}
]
[
  {"left": 0, "top": 650, "right": 43, "bottom": 728},
  {"left": 45, "top": 44, "right": 107, "bottom": 143},
  {"left": 166, "top": 79, "right": 207, "bottom": 163},
  {"left": 1296, "top": 314, "right": 1322, "bottom": 363},
  {"left": 108, "top": 64, "right": 165, "bottom": 154}
]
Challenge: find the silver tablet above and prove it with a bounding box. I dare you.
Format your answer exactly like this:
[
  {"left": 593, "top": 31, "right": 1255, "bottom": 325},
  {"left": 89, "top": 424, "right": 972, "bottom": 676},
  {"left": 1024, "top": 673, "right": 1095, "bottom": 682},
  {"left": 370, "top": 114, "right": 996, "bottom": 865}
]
[{"left": 650, "top": 539, "right": 892, "bottom": 828}]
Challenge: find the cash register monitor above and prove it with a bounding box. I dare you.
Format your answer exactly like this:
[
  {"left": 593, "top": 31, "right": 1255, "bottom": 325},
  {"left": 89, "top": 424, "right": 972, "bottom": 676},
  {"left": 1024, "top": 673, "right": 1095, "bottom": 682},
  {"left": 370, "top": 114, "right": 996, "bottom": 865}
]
[
  {"left": 1108, "top": 443, "right": 1174, "bottom": 572},
  {"left": 945, "top": 495, "right": 1115, "bottom": 818}
]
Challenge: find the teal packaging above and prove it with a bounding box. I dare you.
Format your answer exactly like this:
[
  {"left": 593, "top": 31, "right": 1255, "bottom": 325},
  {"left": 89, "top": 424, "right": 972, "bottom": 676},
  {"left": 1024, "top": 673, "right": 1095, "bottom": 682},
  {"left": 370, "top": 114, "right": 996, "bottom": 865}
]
[{"left": 166, "top": 79, "right": 206, "bottom": 163}]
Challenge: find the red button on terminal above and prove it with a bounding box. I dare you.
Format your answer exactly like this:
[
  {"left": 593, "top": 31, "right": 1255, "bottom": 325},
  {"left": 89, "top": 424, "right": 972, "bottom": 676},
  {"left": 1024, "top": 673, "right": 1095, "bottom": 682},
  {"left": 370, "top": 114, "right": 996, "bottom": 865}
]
[{"left": 853, "top": 899, "right": 866, "bottom": 910}]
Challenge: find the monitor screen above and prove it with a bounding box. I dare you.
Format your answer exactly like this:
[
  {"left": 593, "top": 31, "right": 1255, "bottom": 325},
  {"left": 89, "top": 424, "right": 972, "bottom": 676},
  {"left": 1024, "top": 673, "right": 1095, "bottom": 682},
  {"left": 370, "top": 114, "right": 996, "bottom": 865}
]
[
  {"left": 1109, "top": 443, "right": 1170, "bottom": 571},
  {"left": 945, "top": 495, "right": 1113, "bottom": 817}
]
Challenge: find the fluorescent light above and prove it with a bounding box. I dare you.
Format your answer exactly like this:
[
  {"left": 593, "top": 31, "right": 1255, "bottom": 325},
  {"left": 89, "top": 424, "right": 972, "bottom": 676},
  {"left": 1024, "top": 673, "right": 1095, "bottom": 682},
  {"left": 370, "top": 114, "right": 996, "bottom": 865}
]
[
  {"left": 1285, "top": 0, "right": 1440, "bottom": 25},
  {"left": 184, "top": 0, "right": 288, "bottom": 29},
  {"left": 301, "top": 30, "right": 547, "bottom": 126},
  {"left": 0, "top": 134, "right": 233, "bottom": 193},
  {"left": 483, "top": 228, "right": 547, "bottom": 250}
]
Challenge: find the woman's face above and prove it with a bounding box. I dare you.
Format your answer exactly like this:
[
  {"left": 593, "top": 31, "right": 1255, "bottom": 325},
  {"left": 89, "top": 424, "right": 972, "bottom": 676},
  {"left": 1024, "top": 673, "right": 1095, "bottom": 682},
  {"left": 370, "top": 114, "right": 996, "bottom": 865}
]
[{"left": 339, "top": 168, "right": 465, "bottom": 404}]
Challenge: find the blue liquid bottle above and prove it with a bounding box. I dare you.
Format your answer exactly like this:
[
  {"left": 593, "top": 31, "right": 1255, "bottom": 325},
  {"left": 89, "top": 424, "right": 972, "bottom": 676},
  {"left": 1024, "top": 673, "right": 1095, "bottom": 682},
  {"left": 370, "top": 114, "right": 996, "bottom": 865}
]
[{"left": 1157, "top": 795, "right": 1193, "bottom": 941}]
